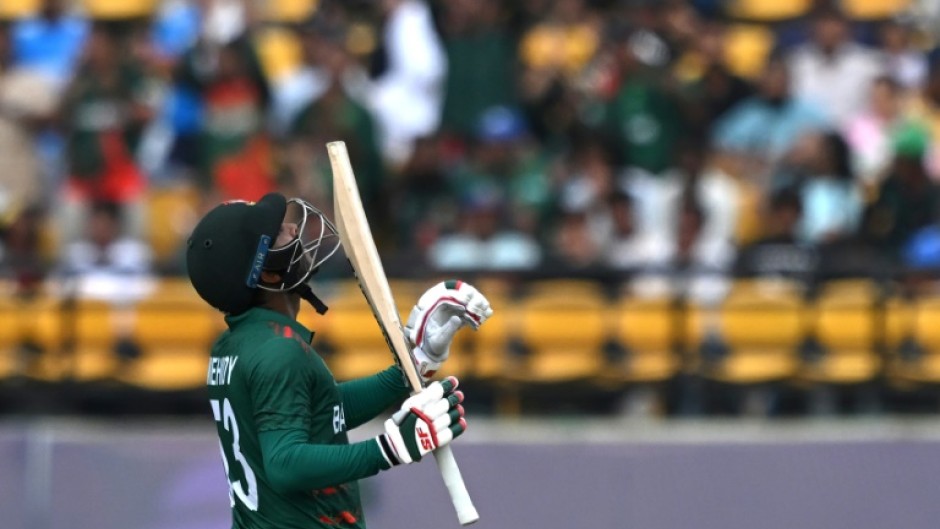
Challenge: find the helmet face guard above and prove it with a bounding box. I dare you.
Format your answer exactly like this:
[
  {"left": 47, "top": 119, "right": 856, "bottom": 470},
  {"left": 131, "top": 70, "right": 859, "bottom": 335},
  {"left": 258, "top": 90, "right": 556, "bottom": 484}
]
[{"left": 258, "top": 198, "right": 341, "bottom": 297}]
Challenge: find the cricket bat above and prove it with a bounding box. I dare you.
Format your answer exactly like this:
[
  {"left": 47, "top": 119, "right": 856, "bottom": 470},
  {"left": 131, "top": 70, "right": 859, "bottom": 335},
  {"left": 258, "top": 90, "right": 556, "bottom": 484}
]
[{"left": 328, "top": 141, "right": 480, "bottom": 525}]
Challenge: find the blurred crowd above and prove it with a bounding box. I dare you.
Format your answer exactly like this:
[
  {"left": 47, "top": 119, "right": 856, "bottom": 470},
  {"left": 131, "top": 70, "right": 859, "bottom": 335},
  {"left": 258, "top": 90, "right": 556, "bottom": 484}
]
[{"left": 1, "top": 0, "right": 940, "bottom": 306}]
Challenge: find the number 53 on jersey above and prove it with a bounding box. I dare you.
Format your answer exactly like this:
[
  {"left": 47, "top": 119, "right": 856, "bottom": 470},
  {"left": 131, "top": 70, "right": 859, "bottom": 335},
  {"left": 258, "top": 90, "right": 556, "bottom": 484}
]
[{"left": 211, "top": 398, "right": 260, "bottom": 511}]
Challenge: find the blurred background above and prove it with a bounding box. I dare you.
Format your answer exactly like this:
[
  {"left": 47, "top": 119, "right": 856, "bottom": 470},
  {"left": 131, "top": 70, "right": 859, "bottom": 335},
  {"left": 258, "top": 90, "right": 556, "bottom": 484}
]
[{"left": 3, "top": 0, "right": 940, "bottom": 527}]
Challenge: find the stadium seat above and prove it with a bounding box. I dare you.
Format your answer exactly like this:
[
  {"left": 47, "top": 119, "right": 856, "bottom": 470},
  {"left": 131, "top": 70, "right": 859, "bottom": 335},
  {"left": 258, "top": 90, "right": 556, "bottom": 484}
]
[
  {"left": 82, "top": 0, "right": 158, "bottom": 19},
  {"left": 18, "top": 294, "right": 65, "bottom": 382},
  {"left": 723, "top": 24, "right": 775, "bottom": 80},
  {"left": 0, "top": 0, "right": 37, "bottom": 19},
  {"left": 0, "top": 293, "right": 22, "bottom": 379},
  {"left": 725, "top": 0, "right": 812, "bottom": 21},
  {"left": 70, "top": 299, "right": 120, "bottom": 383},
  {"left": 473, "top": 294, "right": 513, "bottom": 382},
  {"left": 316, "top": 283, "right": 406, "bottom": 382},
  {"left": 800, "top": 280, "right": 882, "bottom": 385},
  {"left": 601, "top": 296, "right": 681, "bottom": 384},
  {"left": 255, "top": 27, "right": 303, "bottom": 84},
  {"left": 688, "top": 279, "right": 805, "bottom": 384},
  {"left": 840, "top": 0, "right": 911, "bottom": 20},
  {"left": 888, "top": 295, "right": 940, "bottom": 384},
  {"left": 121, "top": 286, "right": 218, "bottom": 391},
  {"left": 262, "top": 0, "right": 319, "bottom": 23},
  {"left": 146, "top": 185, "right": 201, "bottom": 266},
  {"left": 508, "top": 281, "right": 606, "bottom": 384}
]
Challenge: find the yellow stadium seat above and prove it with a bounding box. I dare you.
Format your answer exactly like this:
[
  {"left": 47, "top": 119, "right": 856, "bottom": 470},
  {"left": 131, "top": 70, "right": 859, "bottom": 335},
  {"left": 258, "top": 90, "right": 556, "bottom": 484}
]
[
  {"left": 888, "top": 295, "right": 940, "bottom": 384},
  {"left": 17, "top": 294, "right": 65, "bottom": 381},
  {"left": 602, "top": 297, "right": 681, "bottom": 384},
  {"left": 146, "top": 185, "right": 201, "bottom": 265},
  {"left": 0, "top": 0, "right": 38, "bottom": 19},
  {"left": 69, "top": 299, "right": 126, "bottom": 382},
  {"left": 0, "top": 294, "right": 21, "bottom": 379},
  {"left": 726, "top": 0, "right": 812, "bottom": 21},
  {"left": 474, "top": 295, "right": 512, "bottom": 381},
  {"left": 82, "top": 0, "right": 158, "bottom": 19},
  {"left": 689, "top": 279, "right": 805, "bottom": 384},
  {"left": 263, "top": 0, "right": 319, "bottom": 23},
  {"left": 841, "top": 0, "right": 910, "bottom": 20},
  {"left": 508, "top": 281, "right": 606, "bottom": 383},
  {"left": 724, "top": 24, "right": 775, "bottom": 80},
  {"left": 317, "top": 285, "right": 403, "bottom": 382},
  {"left": 116, "top": 280, "right": 223, "bottom": 390},
  {"left": 255, "top": 27, "right": 303, "bottom": 84},
  {"left": 800, "top": 280, "right": 881, "bottom": 384}
]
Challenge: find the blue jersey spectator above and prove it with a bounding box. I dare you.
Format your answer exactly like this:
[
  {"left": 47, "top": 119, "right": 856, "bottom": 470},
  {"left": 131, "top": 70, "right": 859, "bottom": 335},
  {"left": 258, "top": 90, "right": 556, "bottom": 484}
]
[
  {"left": 713, "top": 57, "right": 829, "bottom": 162},
  {"left": 11, "top": 0, "right": 88, "bottom": 90}
]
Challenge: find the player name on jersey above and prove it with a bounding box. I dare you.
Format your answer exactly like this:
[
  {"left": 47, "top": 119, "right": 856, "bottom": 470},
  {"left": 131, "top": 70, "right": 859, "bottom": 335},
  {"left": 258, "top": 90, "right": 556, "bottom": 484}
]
[{"left": 207, "top": 356, "right": 238, "bottom": 386}]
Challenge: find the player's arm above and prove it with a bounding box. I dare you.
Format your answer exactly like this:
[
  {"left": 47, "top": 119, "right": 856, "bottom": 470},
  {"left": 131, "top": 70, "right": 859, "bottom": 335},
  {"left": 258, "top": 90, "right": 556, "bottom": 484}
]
[
  {"left": 261, "top": 379, "right": 467, "bottom": 492},
  {"left": 260, "top": 430, "right": 389, "bottom": 491},
  {"left": 337, "top": 365, "right": 409, "bottom": 429}
]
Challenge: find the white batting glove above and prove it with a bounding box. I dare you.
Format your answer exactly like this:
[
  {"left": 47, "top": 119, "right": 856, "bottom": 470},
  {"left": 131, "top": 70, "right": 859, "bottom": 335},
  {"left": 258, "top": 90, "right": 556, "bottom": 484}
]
[
  {"left": 376, "top": 377, "right": 466, "bottom": 466},
  {"left": 404, "top": 280, "right": 493, "bottom": 381}
]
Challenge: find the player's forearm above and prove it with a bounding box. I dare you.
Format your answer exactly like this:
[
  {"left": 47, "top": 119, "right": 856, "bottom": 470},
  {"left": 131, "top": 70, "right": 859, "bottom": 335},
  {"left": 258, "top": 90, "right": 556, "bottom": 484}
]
[
  {"left": 337, "top": 365, "right": 409, "bottom": 428},
  {"left": 259, "top": 429, "right": 391, "bottom": 493}
]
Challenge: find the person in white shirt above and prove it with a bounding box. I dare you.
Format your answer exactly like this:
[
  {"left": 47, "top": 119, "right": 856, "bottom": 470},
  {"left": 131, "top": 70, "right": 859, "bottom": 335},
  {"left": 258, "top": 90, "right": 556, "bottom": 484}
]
[
  {"left": 368, "top": 0, "right": 447, "bottom": 166},
  {"left": 787, "top": 6, "right": 886, "bottom": 125}
]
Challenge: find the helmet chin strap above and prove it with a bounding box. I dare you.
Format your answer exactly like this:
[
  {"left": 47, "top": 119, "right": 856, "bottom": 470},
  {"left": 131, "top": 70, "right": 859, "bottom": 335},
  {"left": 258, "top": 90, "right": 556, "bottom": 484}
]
[{"left": 294, "top": 283, "right": 329, "bottom": 315}]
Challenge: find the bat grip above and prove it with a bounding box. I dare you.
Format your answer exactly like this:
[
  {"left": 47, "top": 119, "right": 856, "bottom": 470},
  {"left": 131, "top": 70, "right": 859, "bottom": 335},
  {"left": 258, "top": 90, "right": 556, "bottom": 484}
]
[{"left": 433, "top": 444, "right": 480, "bottom": 525}]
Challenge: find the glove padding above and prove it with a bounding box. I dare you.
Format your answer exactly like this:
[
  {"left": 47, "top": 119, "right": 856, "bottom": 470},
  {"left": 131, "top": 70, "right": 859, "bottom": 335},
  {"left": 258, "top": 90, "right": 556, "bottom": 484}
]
[
  {"left": 405, "top": 280, "right": 493, "bottom": 380},
  {"left": 377, "top": 377, "right": 466, "bottom": 466}
]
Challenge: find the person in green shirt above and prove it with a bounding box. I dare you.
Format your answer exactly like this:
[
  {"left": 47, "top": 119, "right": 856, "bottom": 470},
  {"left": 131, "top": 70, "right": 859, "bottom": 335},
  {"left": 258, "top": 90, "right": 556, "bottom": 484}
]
[{"left": 185, "top": 193, "right": 492, "bottom": 528}]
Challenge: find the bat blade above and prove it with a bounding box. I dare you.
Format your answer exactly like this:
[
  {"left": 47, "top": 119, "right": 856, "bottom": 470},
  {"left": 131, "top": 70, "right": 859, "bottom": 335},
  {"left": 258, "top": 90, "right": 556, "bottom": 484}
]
[{"left": 328, "top": 141, "right": 480, "bottom": 525}]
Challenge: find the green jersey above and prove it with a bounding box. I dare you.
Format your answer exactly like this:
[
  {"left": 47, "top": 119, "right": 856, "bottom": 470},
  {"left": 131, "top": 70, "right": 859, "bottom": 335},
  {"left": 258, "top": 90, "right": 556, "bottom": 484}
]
[{"left": 207, "top": 307, "right": 408, "bottom": 528}]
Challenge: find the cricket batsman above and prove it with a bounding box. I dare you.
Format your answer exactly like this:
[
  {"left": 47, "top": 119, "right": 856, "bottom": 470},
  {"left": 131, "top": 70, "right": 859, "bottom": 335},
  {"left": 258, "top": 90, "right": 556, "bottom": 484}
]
[{"left": 185, "top": 192, "right": 492, "bottom": 528}]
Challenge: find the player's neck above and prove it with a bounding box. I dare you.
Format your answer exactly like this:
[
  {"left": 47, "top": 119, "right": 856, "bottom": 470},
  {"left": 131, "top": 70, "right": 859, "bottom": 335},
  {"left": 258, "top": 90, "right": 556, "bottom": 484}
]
[{"left": 259, "top": 292, "right": 301, "bottom": 321}]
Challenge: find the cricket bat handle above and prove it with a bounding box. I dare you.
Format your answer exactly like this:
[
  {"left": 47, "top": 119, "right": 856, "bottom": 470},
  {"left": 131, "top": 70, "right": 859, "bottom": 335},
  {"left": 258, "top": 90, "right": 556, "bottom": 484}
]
[{"left": 433, "top": 444, "right": 479, "bottom": 525}]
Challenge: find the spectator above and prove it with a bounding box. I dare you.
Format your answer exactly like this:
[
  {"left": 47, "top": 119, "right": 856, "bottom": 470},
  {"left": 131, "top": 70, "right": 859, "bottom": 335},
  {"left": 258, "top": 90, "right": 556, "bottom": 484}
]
[
  {"left": 285, "top": 23, "right": 382, "bottom": 211},
  {"left": 391, "top": 136, "right": 452, "bottom": 253},
  {"left": 548, "top": 204, "right": 602, "bottom": 271},
  {"left": 680, "top": 21, "right": 754, "bottom": 138},
  {"left": 899, "top": 223, "right": 940, "bottom": 294},
  {"left": 59, "top": 26, "right": 156, "bottom": 242},
  {"left": 632, "top": 197, "right": 734, "bottom": 304},
  {"left": 555, "top": 137, "right": 616, "bottom": 244},
  {"left": 0, "top": 206, "right": 48, "bottom": 298},
  {"left": 0, "top": 23, "right": 57, "bottom": 213},
  {"left": 11, "top": 0, "right": 88, "bottom": 91},
  {"left": 439, "top": 0, "right": 517, "bottom": 139},
  {"left": 518, "top": 0, "right": 601, "bottom": 143},
  {"left": 603, "top": 190, "right": 666, "bottom": 271},
  {"left": 905, "top": 58, "right": 940, "bottom": 180},
  {"left": 786, "top": 132, "right": 864, "bottom": 244},
  {"left": 735, "top": 188, "right": 818, "bottom": 281},
  {"left": 786, "top": 5, "right": 885, "bottom": 125},
  {"left": 369, "top": 0, "right": 447, "bottom": 165},
  {"left": 843, "top": 76, "right": 905, "bottom": 186},
  {"left": 597, "top": 24, "right": 684, "bottom": 177},
  {"left": 712, "top": 56, "right": 829, "bottom": 168},
  {"left": 427, "top": 191, "right": 541, "bottom": 271},
  {"left": 176, "top": 31, "right": 272, "bottom": 200},
  {"left": 878, "top": 17, "right": 927, "bottom": 91},
  {"left": 449, "top": 106, "right": 553, "bottom": 220},
  {"left": 61, "top": 201, "right": 153, "bottom": 298},
  {"left": 60, "top": 201, "right": 153, "bottom": 362},
  {"left": 862, "top": 122, "right": 940, "bottom": 254}
]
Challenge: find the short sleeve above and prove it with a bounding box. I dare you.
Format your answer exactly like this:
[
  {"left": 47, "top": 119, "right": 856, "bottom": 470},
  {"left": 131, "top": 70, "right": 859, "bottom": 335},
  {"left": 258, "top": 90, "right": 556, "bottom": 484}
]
[{"left": 249, "top": 338, "right": 317, "bottom": 433}]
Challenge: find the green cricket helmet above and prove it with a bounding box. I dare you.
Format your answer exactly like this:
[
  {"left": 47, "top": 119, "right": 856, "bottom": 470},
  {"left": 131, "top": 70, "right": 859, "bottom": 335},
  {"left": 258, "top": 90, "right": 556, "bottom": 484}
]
[{"left": 186, "top": 193, "right": 340, "bottom": 315}]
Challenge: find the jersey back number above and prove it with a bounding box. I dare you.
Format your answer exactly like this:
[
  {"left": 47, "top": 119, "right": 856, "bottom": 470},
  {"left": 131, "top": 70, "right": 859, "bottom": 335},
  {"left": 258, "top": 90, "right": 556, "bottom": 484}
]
[{"left": 210, "top": 398, "right": 259, "bottom": 511}]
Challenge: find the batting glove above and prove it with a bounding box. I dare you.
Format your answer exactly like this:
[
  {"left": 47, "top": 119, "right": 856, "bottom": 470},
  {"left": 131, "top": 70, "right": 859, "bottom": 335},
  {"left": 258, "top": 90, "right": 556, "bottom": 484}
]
[
  {"left": 405, "top": 280, "right": 493, "bottom": 381},
  {"left": 376, "top": 377, "right": 467, "bottom": 466}
]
